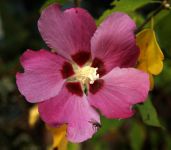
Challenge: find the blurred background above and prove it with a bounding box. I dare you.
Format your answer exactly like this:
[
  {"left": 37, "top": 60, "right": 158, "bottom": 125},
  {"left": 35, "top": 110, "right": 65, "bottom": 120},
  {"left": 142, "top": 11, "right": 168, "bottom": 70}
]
[{"left": 0, "top": 0, "right": 171, "bottom": 149}]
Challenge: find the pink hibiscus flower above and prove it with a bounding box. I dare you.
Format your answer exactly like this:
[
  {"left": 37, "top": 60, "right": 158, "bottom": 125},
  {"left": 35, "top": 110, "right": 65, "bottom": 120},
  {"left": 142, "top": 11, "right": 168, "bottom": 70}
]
[{"left": 16, "top": 4, "right": 149, "bottom": 143}]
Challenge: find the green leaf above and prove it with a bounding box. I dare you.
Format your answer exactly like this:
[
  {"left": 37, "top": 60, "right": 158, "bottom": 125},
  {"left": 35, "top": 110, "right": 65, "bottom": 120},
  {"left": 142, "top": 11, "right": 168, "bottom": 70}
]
[
  {"left": 68, "top": 143, "right": 81, "bottom": 150},
  {"left": 154, "top": 9, "right": 170, "bottom": 25},
  {"left": 97, "top": 0, "right": 155, "bottom": 25},
  {"left": 87, "top": 116, "right": 124, "bottom": 149},
  {"left": 94, "top": 116, "right": 124, "bottom": 138},
  {"left": 41, "top": 0, "right": 68, "bottom": 12},
  {"left": 129, "top": 120, "right": 146, "bottom": 150},
  {"left": 165, "top": 134, "right": 171, "bottom": 150},
  {"left": 155, "top": 11, "right": 171, "bottom": 57},
  {"left": 111, "top": 0, "right": 154, "bottom": 13},
  {"left": 155, "top": 60, "right": 171, "bottom": 94},
  {"left": 137, "top": 98, "right": 162, "bottom": 128}
]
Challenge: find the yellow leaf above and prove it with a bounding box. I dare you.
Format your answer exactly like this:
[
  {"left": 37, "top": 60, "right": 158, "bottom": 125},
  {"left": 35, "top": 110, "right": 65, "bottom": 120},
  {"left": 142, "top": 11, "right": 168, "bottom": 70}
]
[
  {"left": 136, "top": 29, "right": 164, "bottom": 75},
  {"left": 28, "top": 105, "right": 39, "bottom": 127},
  {"left": 48, "top": 125, "right": 68, "bottom": 150},
  {"left": 29, "top": 106, "right": 67, "bottom": 149},
  {"left": 149, "top": 74, "right": 154, "bottom": 90}
]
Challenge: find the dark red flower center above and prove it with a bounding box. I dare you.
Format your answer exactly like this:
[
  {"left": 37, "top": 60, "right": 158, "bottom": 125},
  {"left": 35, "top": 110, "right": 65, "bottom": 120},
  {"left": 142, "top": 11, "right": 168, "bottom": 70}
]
[
  {"left": 66, "top": 82, "right": 83, "bottom": 97},
  {"left": 72, "top": 51, "right": 91, "bottom": 66},
  {"left": 91, "top": 58, "right": 106, "bottom": 76},
  {"left": 61, "top": 55, "right": 105, "bottom": 96},
  {"left": 61, "top": 62, "right": 74, "bottom": 79},
  {"left": 89, "top": 79, "right": 104, "bottom": 94}
]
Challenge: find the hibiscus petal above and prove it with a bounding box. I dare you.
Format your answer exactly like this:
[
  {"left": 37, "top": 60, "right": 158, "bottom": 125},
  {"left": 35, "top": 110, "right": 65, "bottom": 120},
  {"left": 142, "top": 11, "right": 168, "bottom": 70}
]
[
  {"left": 38, "top": 4, "right": 96, "bottom": 62},
  {"left": 91, "top": 13, "right": 139, "bottom": 76},
  {"left": 38, "top": 84, "right": 100, "bottom": 143},
  {"left": 16, "top": 49, "right": 67, "bottom": 103},
  {"left": 88, "top": 67, "right": 149, "bottom": 119}
]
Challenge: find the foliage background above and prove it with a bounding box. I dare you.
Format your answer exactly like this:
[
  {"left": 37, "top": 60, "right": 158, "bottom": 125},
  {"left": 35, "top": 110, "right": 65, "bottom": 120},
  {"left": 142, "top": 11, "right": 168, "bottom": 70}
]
[{"left": 0, "top": 0, "right": 171, "bottom": 149}]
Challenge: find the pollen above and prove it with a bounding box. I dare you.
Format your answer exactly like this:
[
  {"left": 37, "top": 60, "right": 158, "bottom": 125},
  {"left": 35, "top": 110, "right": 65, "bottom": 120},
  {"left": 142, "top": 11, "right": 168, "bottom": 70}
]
[{"left": 75, "top": 66, "right": 99, "bottom": 85}]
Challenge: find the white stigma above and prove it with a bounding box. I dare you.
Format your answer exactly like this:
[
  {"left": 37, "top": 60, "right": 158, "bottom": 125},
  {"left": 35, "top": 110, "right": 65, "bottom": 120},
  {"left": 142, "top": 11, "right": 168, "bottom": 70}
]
[{"left": 75, "top": 66, "right": 99, "bottom": 84}]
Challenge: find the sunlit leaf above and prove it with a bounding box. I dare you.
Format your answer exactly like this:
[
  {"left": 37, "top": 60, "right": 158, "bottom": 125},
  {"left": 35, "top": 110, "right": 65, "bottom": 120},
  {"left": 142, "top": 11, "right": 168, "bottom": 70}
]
[
  {"left": 29, "top": 106, "right": 68, "bottom": 150},
  {"left": 136, "top": 29, "right": 164, "bottom": 89},
  {"left": 48, "top": 125, "right": 68, "bottom": 150},
  {"left": 136, "top": 29, "right": 164, "bottom": 75},
  {"left": 28, "top": 105, "right": 39, "bottom": 127},
  {"left": 137, "top": 98, "right": 162, "bottom": 128},
  {"left": 149, "top": 74, "right": 154, "bottom": 90}
]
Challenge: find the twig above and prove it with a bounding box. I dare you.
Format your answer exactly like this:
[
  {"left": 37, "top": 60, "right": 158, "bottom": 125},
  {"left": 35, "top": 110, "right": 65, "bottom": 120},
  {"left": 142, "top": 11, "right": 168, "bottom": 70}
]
[
  {"left": 135, "top": 0, "right": 170, "bottom": 33},
  {"left": 135, "top": 5, "right": 163, "bottom": 34}
]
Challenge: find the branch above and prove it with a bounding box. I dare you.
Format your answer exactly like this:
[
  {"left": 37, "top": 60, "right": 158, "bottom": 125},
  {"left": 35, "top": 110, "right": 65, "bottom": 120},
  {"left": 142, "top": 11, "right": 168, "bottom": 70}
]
[{"left": 135, "top": 0, "right": 170, "bottom": 33}]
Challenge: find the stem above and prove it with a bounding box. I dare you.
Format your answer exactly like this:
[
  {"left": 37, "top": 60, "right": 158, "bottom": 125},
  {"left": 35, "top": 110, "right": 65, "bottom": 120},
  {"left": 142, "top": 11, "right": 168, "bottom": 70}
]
[
  {"left": 135, "top": 5, "right": 163, "bottom": 34},
  {"left": 74, "top": 0, "right": 81, "bottom": 7}
]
